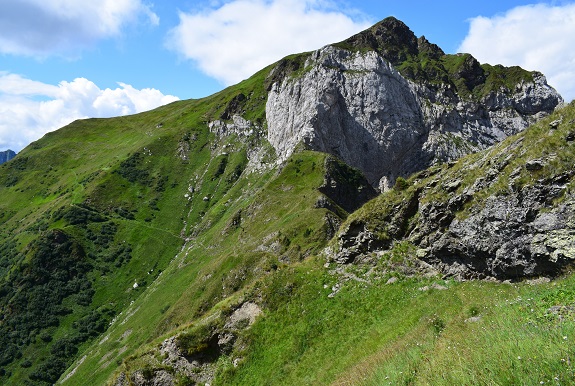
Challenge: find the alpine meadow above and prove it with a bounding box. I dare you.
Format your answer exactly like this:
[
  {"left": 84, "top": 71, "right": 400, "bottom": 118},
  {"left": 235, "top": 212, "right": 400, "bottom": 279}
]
[{"left": 1, "top": 17, "right": 575, "bottom": 386}]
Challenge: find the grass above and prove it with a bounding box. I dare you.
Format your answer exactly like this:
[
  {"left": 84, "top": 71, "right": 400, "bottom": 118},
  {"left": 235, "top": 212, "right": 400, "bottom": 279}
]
[
  {"left": 202, "top": 258, "right": 575, "bottom": 386},
  {"left": 355, "top": 276, "right": 575, "bottom": 385},
  {"left": 0, "top": 26, "right": 573, "bottom": 386},
  {"left": 59, "top": 94, "right": 575, "bottom": 386},
  {"left": 56, "top": 148, "right": 338, "bottom": 385},
  {"left": 0, "top": 60, "right": 280, "bottom": 384}
]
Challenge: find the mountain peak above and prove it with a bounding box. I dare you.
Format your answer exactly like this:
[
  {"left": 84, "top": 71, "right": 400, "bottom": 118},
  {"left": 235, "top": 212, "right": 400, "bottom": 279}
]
[
  {"left": 336, "top": 16, "right": 420, "bottom": 65},
  {"left": 267, "top": 16, "right": 562, "bottom": 190}
]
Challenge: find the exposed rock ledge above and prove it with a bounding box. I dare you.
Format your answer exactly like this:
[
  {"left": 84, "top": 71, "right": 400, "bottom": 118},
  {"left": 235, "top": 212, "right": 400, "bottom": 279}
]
[{"left": 331, "top": 153, "right": 575, "bottom": 280}]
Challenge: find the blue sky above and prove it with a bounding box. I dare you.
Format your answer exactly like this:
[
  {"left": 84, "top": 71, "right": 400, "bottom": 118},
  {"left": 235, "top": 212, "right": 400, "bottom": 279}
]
[{"left": 1, "top": 0, "right": 574, "bottom": 152}]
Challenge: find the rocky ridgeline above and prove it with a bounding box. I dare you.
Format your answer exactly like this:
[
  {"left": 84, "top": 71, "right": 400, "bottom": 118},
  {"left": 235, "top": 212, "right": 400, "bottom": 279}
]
[
  {"left": 331, "top": 108, "right": 575, "bottom": 280},
  {"left": 266, "top": 17, "right": 562, "bottom": 190}
]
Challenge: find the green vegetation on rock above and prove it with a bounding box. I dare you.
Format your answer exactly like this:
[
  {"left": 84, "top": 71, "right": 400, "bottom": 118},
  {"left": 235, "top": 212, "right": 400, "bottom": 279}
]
[{"left": 0, "top": 17, "right": 571, "bottom": 386}]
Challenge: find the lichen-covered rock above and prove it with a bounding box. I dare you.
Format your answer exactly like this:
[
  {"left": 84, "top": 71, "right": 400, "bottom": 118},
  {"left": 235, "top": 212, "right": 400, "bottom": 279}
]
[
  {"left": 333, "top": 151, "right": 575, "bottom": 280},
  {"left": 422, "top": 184, "right": 575, "bottom": 280}
]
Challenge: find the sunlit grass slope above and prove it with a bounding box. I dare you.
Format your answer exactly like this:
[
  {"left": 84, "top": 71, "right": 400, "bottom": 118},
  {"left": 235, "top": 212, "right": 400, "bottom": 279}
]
[{"left": 82, "top": 103, "right": 575, "bottom": 385}]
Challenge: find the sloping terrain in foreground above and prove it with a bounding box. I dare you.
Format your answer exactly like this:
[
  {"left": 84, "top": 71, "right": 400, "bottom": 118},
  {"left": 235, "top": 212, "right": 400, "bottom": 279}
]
[
  {"left": 0, "top": 17, "right": 570, "bottom": 386},
  {"left": 98, "top": 102, "right": 575, "bottom": 386}
]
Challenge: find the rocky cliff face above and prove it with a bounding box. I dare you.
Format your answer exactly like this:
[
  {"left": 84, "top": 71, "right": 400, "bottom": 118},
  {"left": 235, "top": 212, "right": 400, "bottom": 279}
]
[
  {"left": 266, "top": 18, "right": 562, "bottom": 190},
  {"left": 330, "top": 105, "right": 575, "bottom": 280}
]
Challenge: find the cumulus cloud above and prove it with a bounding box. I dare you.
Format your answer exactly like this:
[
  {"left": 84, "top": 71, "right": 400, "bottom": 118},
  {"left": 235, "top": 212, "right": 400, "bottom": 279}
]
[
  {"left": 458, "top": 3, "right": 575, "bottom": 102},
  {"left": 0, "top": 0, "right": 158, "bottom": 57},
  {"left": 167, "top": 0, "right": 371, "bottom": 85},
  {"left": 0, "top": 73, "right": 179, "bottom": 152}
]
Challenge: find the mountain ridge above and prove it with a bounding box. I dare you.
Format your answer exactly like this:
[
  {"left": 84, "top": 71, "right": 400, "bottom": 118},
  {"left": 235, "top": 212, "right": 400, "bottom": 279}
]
[
  {"left": 0, "top": 16, "right": 571, "bottom": 386},
  {"left": 266, "top": 16, "right": 562, "bottom": 189},
  {"left": 0, "top": 150, "right": 16, "bottom": 165}
]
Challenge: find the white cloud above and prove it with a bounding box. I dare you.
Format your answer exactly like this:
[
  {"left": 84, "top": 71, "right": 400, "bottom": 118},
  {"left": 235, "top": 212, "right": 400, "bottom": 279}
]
[
  {"left": 0, "top": 73, "right": 179, "bottom": 152},
  {"left": 458, "top": 3, "right": 575, "bottom": 102},
  {"left": 166, "top": 0, "right": 371, "bottom": 85},
  {"left": 0, "top": 0, "right": 158, "bottom": 57}
]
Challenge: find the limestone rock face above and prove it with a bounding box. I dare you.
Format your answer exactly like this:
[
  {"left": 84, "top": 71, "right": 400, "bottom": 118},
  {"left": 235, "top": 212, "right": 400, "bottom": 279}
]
[{"left": 266, "top": 23, "right": 562, "bottom": 190}]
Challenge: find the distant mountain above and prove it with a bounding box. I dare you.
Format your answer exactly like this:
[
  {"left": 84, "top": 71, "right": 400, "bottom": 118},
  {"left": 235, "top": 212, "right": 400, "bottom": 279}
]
[
  {"left": 0, "top": 150, "right": 15, "bottom": 165},
  {"left": 0, "top": 16, "right": 571, "bottom": 386}
]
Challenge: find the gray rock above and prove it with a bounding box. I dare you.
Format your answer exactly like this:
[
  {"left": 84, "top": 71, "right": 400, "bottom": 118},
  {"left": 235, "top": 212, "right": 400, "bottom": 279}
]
[
  {"left": 334, "top": 161, "right": 575, "bottom": 280},
  {"left": 419, "top": 283, "right": 448, "bottom": 291},
  {"left": 224, "top": 302, "right": 262, "bottom": 330},
  {"left": 549, "top": 119, "right": 561, "bottom": 129},
  {"left": 266, "top": 45, "right": 561, "bottom": 190},
  {"left": 526, "top": 159, "right": 544, "bottom": 171}
]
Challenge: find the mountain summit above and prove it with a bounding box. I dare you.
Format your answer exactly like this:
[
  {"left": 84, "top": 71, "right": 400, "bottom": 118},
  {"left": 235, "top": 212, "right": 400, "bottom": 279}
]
[
  {"left": 0, "top": 17, "right": 569, "bottom": 386},
  {"left": 266, "top": 16, "right": 562, "bottom": 189},
  {"left": 340, "top": 17, "right": 441, "bottom": 65}
]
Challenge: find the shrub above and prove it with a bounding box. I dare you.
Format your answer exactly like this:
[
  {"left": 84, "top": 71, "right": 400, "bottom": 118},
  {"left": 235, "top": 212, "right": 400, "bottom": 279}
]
[{"left": 393, "top": 176, "right": 409, "bottom": 191}]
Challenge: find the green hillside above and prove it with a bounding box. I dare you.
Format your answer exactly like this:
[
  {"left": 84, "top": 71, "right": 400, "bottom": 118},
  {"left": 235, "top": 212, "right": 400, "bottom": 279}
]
[
  {"left": 0, "top": 61, "right": 374, "bottom": 385},
  {"left": 0, "top": 66, "right": 271, "bottom": 384},
  {"left": 99, "top": 102, "right": 575, "bottom": 386},
  {"left": 0, "top": 20, "right": 573, "bottom": 385}
]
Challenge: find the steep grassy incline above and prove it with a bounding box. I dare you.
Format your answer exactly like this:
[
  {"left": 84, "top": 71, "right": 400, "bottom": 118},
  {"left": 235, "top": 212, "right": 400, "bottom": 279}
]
[
  {"left": 0, "top": 66, "right": 274, "bottom": 385},
  {"left": 60, "top": 149, "right": 373, "bottom": 385},
  {"left": 97, "top": 105, "right": 575, "bottom": 386}
]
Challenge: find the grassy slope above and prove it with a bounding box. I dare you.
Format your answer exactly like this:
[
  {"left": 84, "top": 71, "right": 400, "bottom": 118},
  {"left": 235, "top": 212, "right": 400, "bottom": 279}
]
[
  {"left": 106, "top": 104, "right": 575, "bottom": 385},
  {"left": 0, "top": 65, "right": 273, "bottom": 385},
  {"left": 62, "top": 149, "right": 340, "bottom": 385},
  {"left": 219, "top": 262, "right": 575, "bottom": 386}
]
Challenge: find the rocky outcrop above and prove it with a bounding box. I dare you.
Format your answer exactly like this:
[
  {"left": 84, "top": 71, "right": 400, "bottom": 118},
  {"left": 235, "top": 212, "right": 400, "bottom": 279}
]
[
  {"left": 266, "top": 18, "right": 562, "bottom": 190},
  {"left": 113, "top": 302, "right": 262, "bottom": 386},
  {"left": 318, "top": 156, "right": 377, "bottom": 214},
  {"left": 414, "top": 174, "right": 575, "bottom": 280},
  {"left": 331, "top": 106, "right": 575, "bottom": 280},
  {"left": 333, "top": 171, "right": 575, "bottom": 280},
  {"left": 209, "top": 115, "right": 259, "bottom": 138}
]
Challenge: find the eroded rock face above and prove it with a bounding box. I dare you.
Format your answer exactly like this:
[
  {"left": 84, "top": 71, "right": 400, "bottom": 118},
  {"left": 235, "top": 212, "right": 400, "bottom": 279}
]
[
  {"left": 266, "top": 44, "right": 562, "bottom": 190},
  {"left": 420, "top": 178, "right": 575, "bottom": 280},
  {"left": 332, "top": 162, "right": 575, "bottom": 280},
  {"left": 115, "top": 302, "right": 263, "bottom": 386}
]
